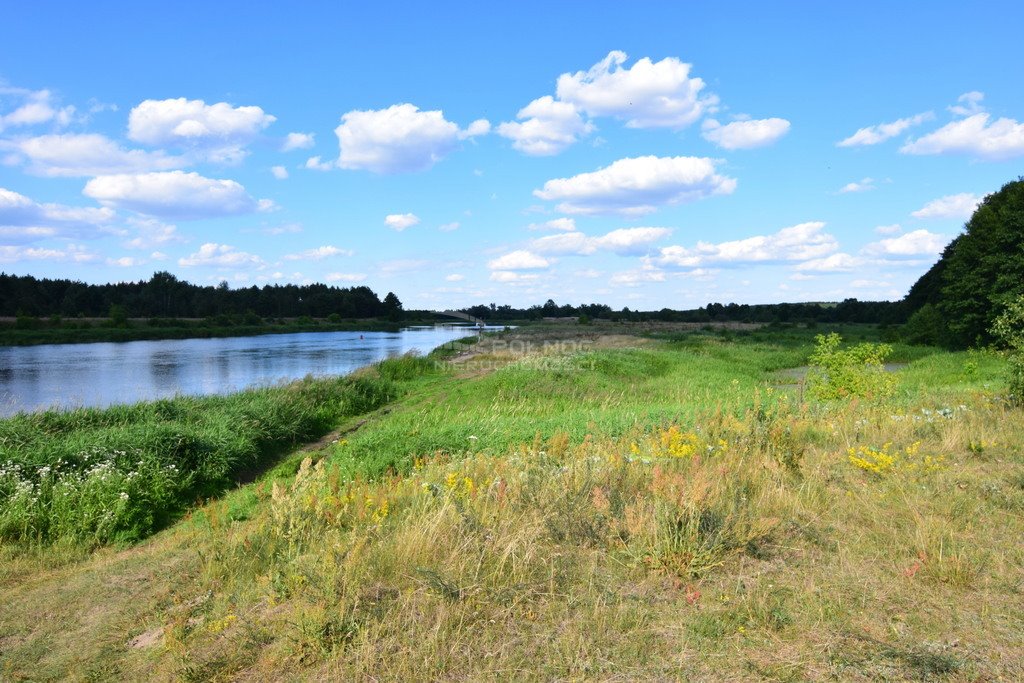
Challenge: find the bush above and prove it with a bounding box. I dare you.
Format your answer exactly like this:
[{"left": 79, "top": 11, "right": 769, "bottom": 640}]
[
  {"left": 806, "top": 332, "right": 896, "bottom": 401},
  {"left": 991, "top": 294, "right": 1024, "bottom": 405}
]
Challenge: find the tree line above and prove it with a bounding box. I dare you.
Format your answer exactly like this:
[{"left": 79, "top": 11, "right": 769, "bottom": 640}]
[{"left": 0, "top": 271, "right": 402, "bottom": 320}]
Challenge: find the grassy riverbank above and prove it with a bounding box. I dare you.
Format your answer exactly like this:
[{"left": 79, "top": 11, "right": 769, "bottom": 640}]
[{"left": 1, "top": 325, "right": 1022, "bottom": 680}]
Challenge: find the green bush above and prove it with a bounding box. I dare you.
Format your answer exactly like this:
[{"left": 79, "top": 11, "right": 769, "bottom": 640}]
[
  {"left": 806, "top": 333, "right": 896, "bottom": 401},
  {"left": 991, "top": 294, "right": 1024, "bottom": 405}
]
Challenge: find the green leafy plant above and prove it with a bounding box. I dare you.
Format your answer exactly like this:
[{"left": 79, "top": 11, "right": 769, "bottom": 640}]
[
  {"left": 806, "top": 332, "right": 896, "bottom": 400},
  {"left": 990, "top": 293, "right": 1024, "bottom": 405}
]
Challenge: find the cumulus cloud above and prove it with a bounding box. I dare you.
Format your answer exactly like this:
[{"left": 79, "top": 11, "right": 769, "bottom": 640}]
[
  {"left": 794, "top": 253, "right": 863, "bottom": 272},
  {"left": 122, "top": 216, "right": 184, "bottom": 250},
  {"left": 445, "top": 273, "right": 465, "bottom": 282},
  {"left": 281, "top": 132, "right": 314, "bottom": 151},
  {"left": 528, "top": 217, "right": 576, "bottom": 232},
  {"left": 0, "top": 243, "right": 98, "bottom": 264},
  {"left": 701, "top": 118, "right": 790, "bottom": 150},
  {"left": 335, "top": 104, "right": 489, "bottom": 173},
  {"left": 325, "top": 272, "right": 367, "bottom": 283},
  {"left": 863, "top": 229, "right": 948, "bottom": 257},
  {"left": 487, "top": 250, "right": 550, "bottom": 270},
  {"left": 304, "top": 156, "right": 335, "bottom": 171},
  {"left": 534, "top": 155, "right": 736, "bottom": 216},
  {"left": 497, "top": 96, "right": 594, "bottom": 155},
  {"left": 874, "top": 223, "right": 902, "bottom": 235},
  {"left": 178, "top": 242, "right": 263, "bottom": 267},
  {"left": 128, "top": 97, "right": 275, "bottom": 162},
  {"left": 948, "top": 91, "right": 985, "bottom": 117},
  {"left": 837, "top": 112, "right": 934, "bottom": 147},
  {"left": 83, "top": 171, "right": 269, "bottom": 219},
  {"left": 438, "top": 221, "right": 460, "bottom": 232},
  {"left": 838, "top": 177, "right": 875, "bottom": 193},
  {"left": 609, "top": 269, "right": 666, "bottom": 286},
  {"left": 900, "top": 113, "right": 1024, "bottom": 160},
  {"left": 9, "top": 133, "right": 184, "bottom": 177},
  {"left": 271, "top": 165, "right": 288, "bottom": 179},
  {"left": 653, "top": 222, "right": 836, "bottom": 269},
  {"left": 531, "top": 227, "right": 671, "bottom": 256},
  {"left": 384, "top": 213, "right": 420, "bottom": 231},
  {"left": 107, "top": 256, "right": 145, "bottom": 267},
  {"left": 283, "top": 245, "right": 354, "bottom": 261},
  {"left": 0, "top": 186, "right": 115, "bottom": 242},
  {"left": 0, "top": 88, "right": 75, "bottom": 132},
  {"left": 556, "top": 51, "right": 717, "bottom": 129},
  {"left": 911, "top": 193, "right": 981, "bottom": 219}
]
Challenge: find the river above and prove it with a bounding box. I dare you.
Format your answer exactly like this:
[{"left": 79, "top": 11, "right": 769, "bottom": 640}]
[{"left": 0, "top": 326, "right": 491, "bottom": 417}]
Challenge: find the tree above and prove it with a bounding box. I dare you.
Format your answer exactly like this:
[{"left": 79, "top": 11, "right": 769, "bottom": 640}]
[
  {"left": 903, "top": 178, "right": 1024, "bottom": 348},
  {"left": 383, "top": 292, "right": 403, "bottom": 321}
]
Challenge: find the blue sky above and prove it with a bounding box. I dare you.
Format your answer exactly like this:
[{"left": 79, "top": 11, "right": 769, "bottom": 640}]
[{"left": 1, "top": 1, "right": 1022, "bottom": 310}]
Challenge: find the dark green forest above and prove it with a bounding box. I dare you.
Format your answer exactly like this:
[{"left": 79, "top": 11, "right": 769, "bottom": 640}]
[{"left": 903, "top": 177, "right": 1024, "bottom": 348}]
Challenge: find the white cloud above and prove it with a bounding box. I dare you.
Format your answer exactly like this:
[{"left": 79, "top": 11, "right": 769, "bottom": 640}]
[
  {"left": 0, "top": 88, "right": 75, "bottom": 132},
  {"left": 261, "top": 223, "right": 303, "bottom": 236},
  {"left": 534, "top": 155, "right": 736, "bottom": 216},
  {"left": 610, "top": 269, "right": 667, "bottom": 286},
  {"left": 10, "top": 133, "right": 184, "bottom": 177},
  {"left": 874, "top": 223, "right": 902, "bottom": 235},
  {"left": 178, "top": 242, "right": 263, "bottom": 267},
  {"left": 281, "top": 132, "right": 315, "bottom": 151},
  {"left": 335, "top": 104, "right": 488, "bottom": 173},
  {"left": 128, "top": 98, "right": 275, "bottom": 162},
  {"left": 497, "top": 96, "right": 594, "bottom": 155},
  {"left": 107, "top": 256, "right": 144, "bottom": 267},
  {"left": 910, "top": 193, "right": 981, "bottom": 219},
  {"left": 900, "top": 113, "right": 1024, "bottom": 160},
  {"left": 489, "top": 270, "right": 539, "bottom": 283},
  {"left": 948, "top": 91, "right": 985, "bottom": 117},
  {"left": 528, "top": 217, "right": 576, "bottom": 232},
  {"left": 556, "top": 51, "right": 717, "bottom": 129},
  {"left": 531, "top": 227, "right": 671, "bottom": 256},
  {"left": 653, "top": 221, "right": 836, "bottom": 269},
  {"left": 438, "top": 221, "right": 460, "bottom": 232},
  {"left": 123, "top": 216, "right": 183, "bottom": 249},
  {"left": 0, "top": 186, "right": 115, "bottom": 242},
  {"left": 0, "top": 243, "right": 98, "bottom": 264},
  {"left": 271, "top": 165, "right": 288, "bottom": 179},
  {"left": 384, "top": 213, "right": 420, "bottom": 231},
  {"left": 83, "top": 171, "right": 267, "bottom": 219},
  {"left": 863, "top": 229, "right": 948, "bottom": 257},
  {"left": 283, "top": 245, "right": 354, "bottom": 261},
  {"left": 445, "top": 273, "right": 465, "bottom": 282},
  {"left": 794, "top": 253, "right": 863, "bottom": 272},
  {"left": 304, "top": 156, "right": 335, "bottom": 171},
  {"left": 836, "top": 112, "right": 933, "bottom": 147},
  {"left": 850, "top": 279, "right": 892, "bottom": 289},
  {"left": 325, "top": 272, "right": 367, "bottom": 283},
  {"left": 701, "top": 117, "right": 790, "bottom": 150},
  {"left": 838, "top": 177, "right": 875, "bottom": 193},
  {"left": 487, "top": 250, "right": 550, "bottom": 270}
]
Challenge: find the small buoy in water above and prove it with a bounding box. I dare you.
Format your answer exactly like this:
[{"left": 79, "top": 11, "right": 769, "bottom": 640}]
[{"left": 359, "top": 334, "right": 364, "bottom": 339}]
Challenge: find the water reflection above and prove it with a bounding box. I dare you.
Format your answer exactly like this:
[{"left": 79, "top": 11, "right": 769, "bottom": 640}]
[{"left": 0, "top": 327, "right": 487, "bottom": 417}]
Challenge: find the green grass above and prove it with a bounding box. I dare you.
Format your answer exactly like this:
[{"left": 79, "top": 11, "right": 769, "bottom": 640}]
[{"left": 0, "top": 374, "right": 396, "bottom": 544}]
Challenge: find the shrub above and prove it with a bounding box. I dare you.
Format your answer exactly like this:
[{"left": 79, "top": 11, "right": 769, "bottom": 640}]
[
  {"left": 991, "top": 294, "right": 1024, "bottom": 405},
  {"left": 806, "top": 332, "right": 896, "bottom": 400}
]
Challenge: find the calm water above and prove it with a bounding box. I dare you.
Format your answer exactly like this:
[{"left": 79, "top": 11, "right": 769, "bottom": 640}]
[{"left": 0, "top": 326, "right": 489, "bottom": 417}]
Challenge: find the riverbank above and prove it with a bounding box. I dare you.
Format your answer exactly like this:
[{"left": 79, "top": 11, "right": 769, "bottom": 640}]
[
  {"left": 0, "top": 316, "right": 473, "bottom": 347},
  {"left": 1, "top": 325, "right": 1022, "bottom": 680}
]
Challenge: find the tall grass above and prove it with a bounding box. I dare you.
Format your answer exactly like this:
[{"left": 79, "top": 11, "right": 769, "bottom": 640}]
[{"left": 0, "top": 375, "right": 396, "bottom": 544}]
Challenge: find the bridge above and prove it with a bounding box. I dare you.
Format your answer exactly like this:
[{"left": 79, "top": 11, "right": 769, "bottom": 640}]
[{"left": 436, "top": 310, "right": 486, "bottom": 327}]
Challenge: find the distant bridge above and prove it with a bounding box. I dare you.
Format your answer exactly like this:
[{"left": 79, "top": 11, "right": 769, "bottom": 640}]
[{"left": 436, "top": 310, "right": 486, "bottom": 327}]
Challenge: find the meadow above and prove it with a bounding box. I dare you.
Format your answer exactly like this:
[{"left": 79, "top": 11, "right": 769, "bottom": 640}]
[{"left": 1, "top": 323, "right": 1022, "bottom": 681}]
